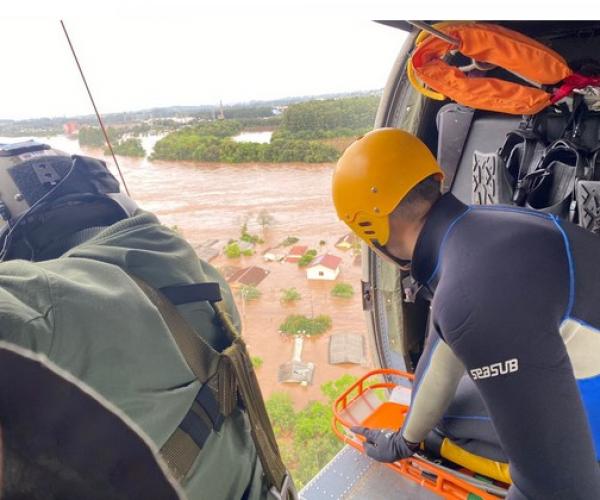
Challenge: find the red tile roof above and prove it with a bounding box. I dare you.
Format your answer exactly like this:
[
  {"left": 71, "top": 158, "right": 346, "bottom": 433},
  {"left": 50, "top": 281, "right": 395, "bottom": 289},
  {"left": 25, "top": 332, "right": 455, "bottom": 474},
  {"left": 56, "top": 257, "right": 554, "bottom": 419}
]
[
  {"left": 228, "top": 266, "right": 270, "bottom": 287},
  {"left": 308, "top": 254, "right": 342, "bottom": 271},
  {"left": 288, "top": 245, "right": 308, "bottom": 256}
]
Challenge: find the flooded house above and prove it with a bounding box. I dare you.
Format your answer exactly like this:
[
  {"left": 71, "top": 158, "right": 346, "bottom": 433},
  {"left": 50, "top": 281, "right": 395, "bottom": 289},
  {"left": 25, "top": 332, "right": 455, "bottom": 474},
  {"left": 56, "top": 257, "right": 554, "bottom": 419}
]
[
  {"left": 335, "top": 233, "right": 357, "bottom": 251},
  {"left": 285, "top": 245, "right": 308, "bottom": 263},
  {"left": 228, "top": 265, "right": 270, "bottom": 288},
  {"left": 278, "top": 336, "right": 315, "bottom": 386},
  {"left": 262, "top": 247, "right": 286, "bottom": 262},
  {"left": 328, "top": 333, "right": 366, "bottom": 365},
  {"left": 306, "top": 254, "right": 342, "bottom": 281}
]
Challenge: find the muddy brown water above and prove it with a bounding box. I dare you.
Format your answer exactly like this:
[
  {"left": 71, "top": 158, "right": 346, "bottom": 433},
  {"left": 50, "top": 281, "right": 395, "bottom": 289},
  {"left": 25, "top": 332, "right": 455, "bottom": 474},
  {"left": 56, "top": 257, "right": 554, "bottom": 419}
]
[{"left": 23, "top": 136, "right": 373, "bottom": 409}]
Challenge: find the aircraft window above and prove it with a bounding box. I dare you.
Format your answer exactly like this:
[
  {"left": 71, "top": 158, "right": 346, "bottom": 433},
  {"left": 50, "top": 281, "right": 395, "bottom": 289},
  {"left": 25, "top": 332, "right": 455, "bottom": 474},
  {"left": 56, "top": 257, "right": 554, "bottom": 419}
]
[{"left": 1, "top": 18, "right": 409, "bottom": 490}]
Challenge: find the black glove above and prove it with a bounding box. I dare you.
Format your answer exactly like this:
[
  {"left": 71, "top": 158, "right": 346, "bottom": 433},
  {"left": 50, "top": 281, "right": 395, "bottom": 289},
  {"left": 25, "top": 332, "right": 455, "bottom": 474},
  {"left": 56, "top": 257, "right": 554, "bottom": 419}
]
[{"left": 351, "top": 426, "right": 418, "bottom": 463}]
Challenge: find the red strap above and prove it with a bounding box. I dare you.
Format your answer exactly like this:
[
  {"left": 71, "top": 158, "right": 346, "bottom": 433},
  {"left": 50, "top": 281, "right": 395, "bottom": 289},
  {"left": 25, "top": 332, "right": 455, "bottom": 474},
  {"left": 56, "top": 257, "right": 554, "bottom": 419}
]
[{"left": 551, "top": 73, "right": 600, "bottom": 103}]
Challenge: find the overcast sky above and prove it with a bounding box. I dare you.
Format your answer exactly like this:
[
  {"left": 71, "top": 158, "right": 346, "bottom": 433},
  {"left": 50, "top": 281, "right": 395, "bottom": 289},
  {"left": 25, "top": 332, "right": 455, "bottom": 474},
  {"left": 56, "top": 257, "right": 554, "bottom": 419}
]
[{"left": 0, "top": 18, "right": 407, "bottom": 120}]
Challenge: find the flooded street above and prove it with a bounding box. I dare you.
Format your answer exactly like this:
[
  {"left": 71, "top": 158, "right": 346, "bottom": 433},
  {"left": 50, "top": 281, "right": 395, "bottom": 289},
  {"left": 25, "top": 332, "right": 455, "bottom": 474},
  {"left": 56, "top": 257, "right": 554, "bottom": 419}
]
[{"left": 3, "top": 135, "right": 372, "bottom": 408}]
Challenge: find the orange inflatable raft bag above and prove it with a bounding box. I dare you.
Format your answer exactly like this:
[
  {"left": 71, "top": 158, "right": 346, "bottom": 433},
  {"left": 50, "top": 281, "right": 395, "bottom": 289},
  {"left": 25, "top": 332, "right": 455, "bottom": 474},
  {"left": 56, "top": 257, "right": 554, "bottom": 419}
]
[{"left": 410, "top": 23, "right": 573, "bottom": 115}]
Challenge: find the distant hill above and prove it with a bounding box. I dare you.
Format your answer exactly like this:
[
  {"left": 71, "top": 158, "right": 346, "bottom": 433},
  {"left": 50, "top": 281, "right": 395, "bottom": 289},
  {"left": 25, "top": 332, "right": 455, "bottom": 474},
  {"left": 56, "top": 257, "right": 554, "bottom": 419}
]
[{"left": 0, "top": 89, "right": 382, "bottom": 137}]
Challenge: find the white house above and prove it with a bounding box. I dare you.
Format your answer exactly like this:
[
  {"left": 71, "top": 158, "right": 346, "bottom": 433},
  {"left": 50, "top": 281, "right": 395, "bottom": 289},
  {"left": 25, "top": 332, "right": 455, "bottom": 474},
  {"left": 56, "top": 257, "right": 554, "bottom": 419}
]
[
  {"left": 262, "top": 248, "right": 286, "bottom": 262},
  {"left": 306, "top": 254, "right": 342, "bottom": 281}
]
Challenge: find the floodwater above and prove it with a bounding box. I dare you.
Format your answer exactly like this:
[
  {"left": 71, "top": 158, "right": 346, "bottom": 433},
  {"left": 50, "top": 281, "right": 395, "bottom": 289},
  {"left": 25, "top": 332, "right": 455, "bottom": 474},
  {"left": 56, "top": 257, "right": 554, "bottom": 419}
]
[{"left": 3, "top": 134, "right": 371, "bottom": 409}]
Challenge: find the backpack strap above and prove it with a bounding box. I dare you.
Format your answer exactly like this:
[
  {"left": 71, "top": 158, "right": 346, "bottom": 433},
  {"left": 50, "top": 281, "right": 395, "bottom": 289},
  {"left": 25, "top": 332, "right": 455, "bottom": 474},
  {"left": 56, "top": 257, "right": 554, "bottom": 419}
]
[
  {"left": 129, "top": 275, "right": 297, "bottom": 499},
  {"left": 160, "top": 283, "right": 222, "bottom": 305},
  {"left": 211, "top": 302, "right": 298, "bottom": 500},
  {"left": 128, "top": 275, "right": 224, "bottom": 481},
  {"left": 130, "top": 276, "right": 221, "bottom": 383}
]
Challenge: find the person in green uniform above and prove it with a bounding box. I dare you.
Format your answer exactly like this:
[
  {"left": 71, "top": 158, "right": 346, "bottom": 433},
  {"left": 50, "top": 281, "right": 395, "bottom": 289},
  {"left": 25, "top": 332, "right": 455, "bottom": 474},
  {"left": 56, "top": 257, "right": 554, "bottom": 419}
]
[{"left": 0, "top": 141, "right": 274, "bottom": 499}]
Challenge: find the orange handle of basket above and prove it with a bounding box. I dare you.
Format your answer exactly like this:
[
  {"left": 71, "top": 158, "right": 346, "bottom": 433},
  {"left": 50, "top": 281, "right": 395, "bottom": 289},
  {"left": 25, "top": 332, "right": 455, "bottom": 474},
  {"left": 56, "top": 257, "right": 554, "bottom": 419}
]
[
  {"left": 333, "top": 368, "right": 413, "bottom": 414},
  {"left": 332, "top": 368, "right": 413, "bottom": 442}
]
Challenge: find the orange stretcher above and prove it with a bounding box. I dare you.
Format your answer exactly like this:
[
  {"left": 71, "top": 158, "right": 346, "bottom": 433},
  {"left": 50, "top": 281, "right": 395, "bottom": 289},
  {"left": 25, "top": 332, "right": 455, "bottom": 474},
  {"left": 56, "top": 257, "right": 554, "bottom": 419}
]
[{"left": 332, "top": 369, "right": 508, "bottom": 499}]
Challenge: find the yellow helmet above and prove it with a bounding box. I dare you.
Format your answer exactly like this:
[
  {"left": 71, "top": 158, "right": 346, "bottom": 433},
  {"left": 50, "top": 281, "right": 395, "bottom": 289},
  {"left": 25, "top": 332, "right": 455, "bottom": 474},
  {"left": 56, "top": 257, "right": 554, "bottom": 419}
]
[{"left": 332, "top": 128, "right": 443, "bottom": 250}]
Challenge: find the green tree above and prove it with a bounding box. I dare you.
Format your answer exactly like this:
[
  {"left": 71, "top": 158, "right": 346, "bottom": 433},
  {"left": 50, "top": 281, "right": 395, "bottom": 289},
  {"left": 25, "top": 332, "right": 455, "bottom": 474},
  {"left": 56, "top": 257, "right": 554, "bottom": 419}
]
[
  {"left": 281, "top": 288, "right": 302, "bottom": 303},
  {"left": 277, "top": 95, "right": 379, "bottom": 140},
  {"left": 150, "top": 118, "right": 340, "bottom": 163},
  {"left": 279, "top": 314, "right": 332, "bottom": 336},
  {"left": 239, "top": 285, "right": 261, "bottom": 301},
  {"left": 293, "top": 401, "right": 341, "bottom": 486},
  {"left": 251, "top": 356, "right": 264, "bottom": 369},
  {"left": 256, "top": 209, "right": 275, "bottom": 232},
  {"left": 331, "top": 283, "right": 354, "bottom": 298},
  {"left": 321, "top": 374, "right": 358, "bottom": 403},
  {"left": 298, "top": 249, "right": 317, "bottom": 267},
  {"left": 106, "top": 137, "right": 145, "bottom": 157},
  {"left": 224, "top": 242, "right": 241, "bottom": 258},
  {"left": 265, "top": 373, "right": 359, "bottom": 489},
  {"left": 281, "top": 236, "right": 299, "bottom": 247},
  {"left": 78, "top": 126, "right": 122, "bottom": 147},
  {"left": 265, "top": 392, "right": 296, "bottom": 435},
  {"left": 240, "top": 223, "right": 263, "bottom": 244}
]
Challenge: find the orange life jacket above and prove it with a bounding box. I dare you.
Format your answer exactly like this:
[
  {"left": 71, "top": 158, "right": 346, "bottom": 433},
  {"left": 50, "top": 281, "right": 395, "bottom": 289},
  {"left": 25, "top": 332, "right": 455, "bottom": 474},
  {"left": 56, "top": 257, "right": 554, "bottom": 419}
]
[{"left": 410, "top": 23, "right": 573, "bottom": 115}]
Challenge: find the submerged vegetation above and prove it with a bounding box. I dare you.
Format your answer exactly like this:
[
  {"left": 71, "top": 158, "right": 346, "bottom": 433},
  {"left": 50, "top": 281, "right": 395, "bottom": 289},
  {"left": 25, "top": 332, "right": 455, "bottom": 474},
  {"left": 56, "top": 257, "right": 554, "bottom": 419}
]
[
  {"left": 224, "top": 241, "right": 254, "bottom": 258},
  {"left": 297, "top": 249, "right": 318, "bottom": 267},
  {"left": 240, "top": 223, "right": 264, "bottom": 245},
  {"left": 280, "top": 236, "right": 300, "bottom": 247},
  {"left": 151, "top": 133, "right": 339, "bottom": 163},
  {"left": 239, "top": 285, "right": 261, "bottom": 301},
  {"left": 79, "top": 126, "right": 122, "bottom": 147},
  {"left": 251, "top": 356, "right": 264, "bottom": 369},
  {"left": 279, "top": 314, "right": 332, "bottom": 336},
  {"left": 106, "top": 138, "right": 145, "bottom": 157},
  {"left": 331, "top": 282, "right": 354, "bottom": 298},
  {"left": 281, "top": 288, "right": 302, "bottom": 303}
]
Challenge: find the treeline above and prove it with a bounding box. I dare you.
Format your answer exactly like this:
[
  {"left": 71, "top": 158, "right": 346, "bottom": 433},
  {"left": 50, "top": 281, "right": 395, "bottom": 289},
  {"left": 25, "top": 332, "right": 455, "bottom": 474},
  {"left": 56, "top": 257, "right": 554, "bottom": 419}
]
[
  {"left": 78, "top": 126, "right": 122, "bottom": 147},
  {"left": 277, "top": 95, "right": 379, "bottom": 140},
  {"left": 223, "top": 106, "right": 274, "bottom": 120},
  {"left": 150, "top": 95, "right": 379, "bottom": 163},
  {"left": 79, "top": 127, "right": 145, "bottom": 157},
  {"left": 105, "top": 138, "right": 145, "bottom": 157},
  {"left": 0, "top": 89, "right": 380, "bottom": 137},
  {"left": 151, "top": 132, "right": 338, "bottom": 163},
  {"left": 0, "top": 125, "right": 63, "bottom": 137},
  {"left": 236, "top": 115, "right": 282, "bottom": 130},
  {"left": 187, "top": 120, "right": 243, "bottom": 137}
]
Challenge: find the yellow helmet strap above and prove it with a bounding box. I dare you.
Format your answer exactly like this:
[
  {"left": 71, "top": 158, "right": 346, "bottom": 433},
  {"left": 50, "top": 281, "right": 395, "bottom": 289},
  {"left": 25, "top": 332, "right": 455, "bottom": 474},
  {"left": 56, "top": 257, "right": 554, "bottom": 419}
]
[{"left": 370, "top": 240, "right": 412, "bottom": 270}]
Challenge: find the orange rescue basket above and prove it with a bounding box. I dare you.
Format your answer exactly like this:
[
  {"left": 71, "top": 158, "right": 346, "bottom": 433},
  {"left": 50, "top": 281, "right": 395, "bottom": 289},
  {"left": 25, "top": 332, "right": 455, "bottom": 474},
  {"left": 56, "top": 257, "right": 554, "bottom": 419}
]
[{"left": 332, "top": 368, "right": 504, "bottom": 499}]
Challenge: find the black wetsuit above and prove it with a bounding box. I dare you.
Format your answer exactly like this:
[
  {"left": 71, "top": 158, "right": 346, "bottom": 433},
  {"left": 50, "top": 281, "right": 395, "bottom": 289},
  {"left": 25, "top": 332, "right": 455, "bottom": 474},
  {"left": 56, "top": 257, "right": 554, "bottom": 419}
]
[{"left": 401, "top": 193, "right": 600, "bottom": 499}]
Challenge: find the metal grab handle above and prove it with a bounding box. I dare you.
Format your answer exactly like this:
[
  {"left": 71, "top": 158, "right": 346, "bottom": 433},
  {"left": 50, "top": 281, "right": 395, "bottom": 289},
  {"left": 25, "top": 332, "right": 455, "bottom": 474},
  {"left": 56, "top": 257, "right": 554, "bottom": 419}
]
[{"left": 408, "top": 21, "right": 461, "bottom": 46}]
